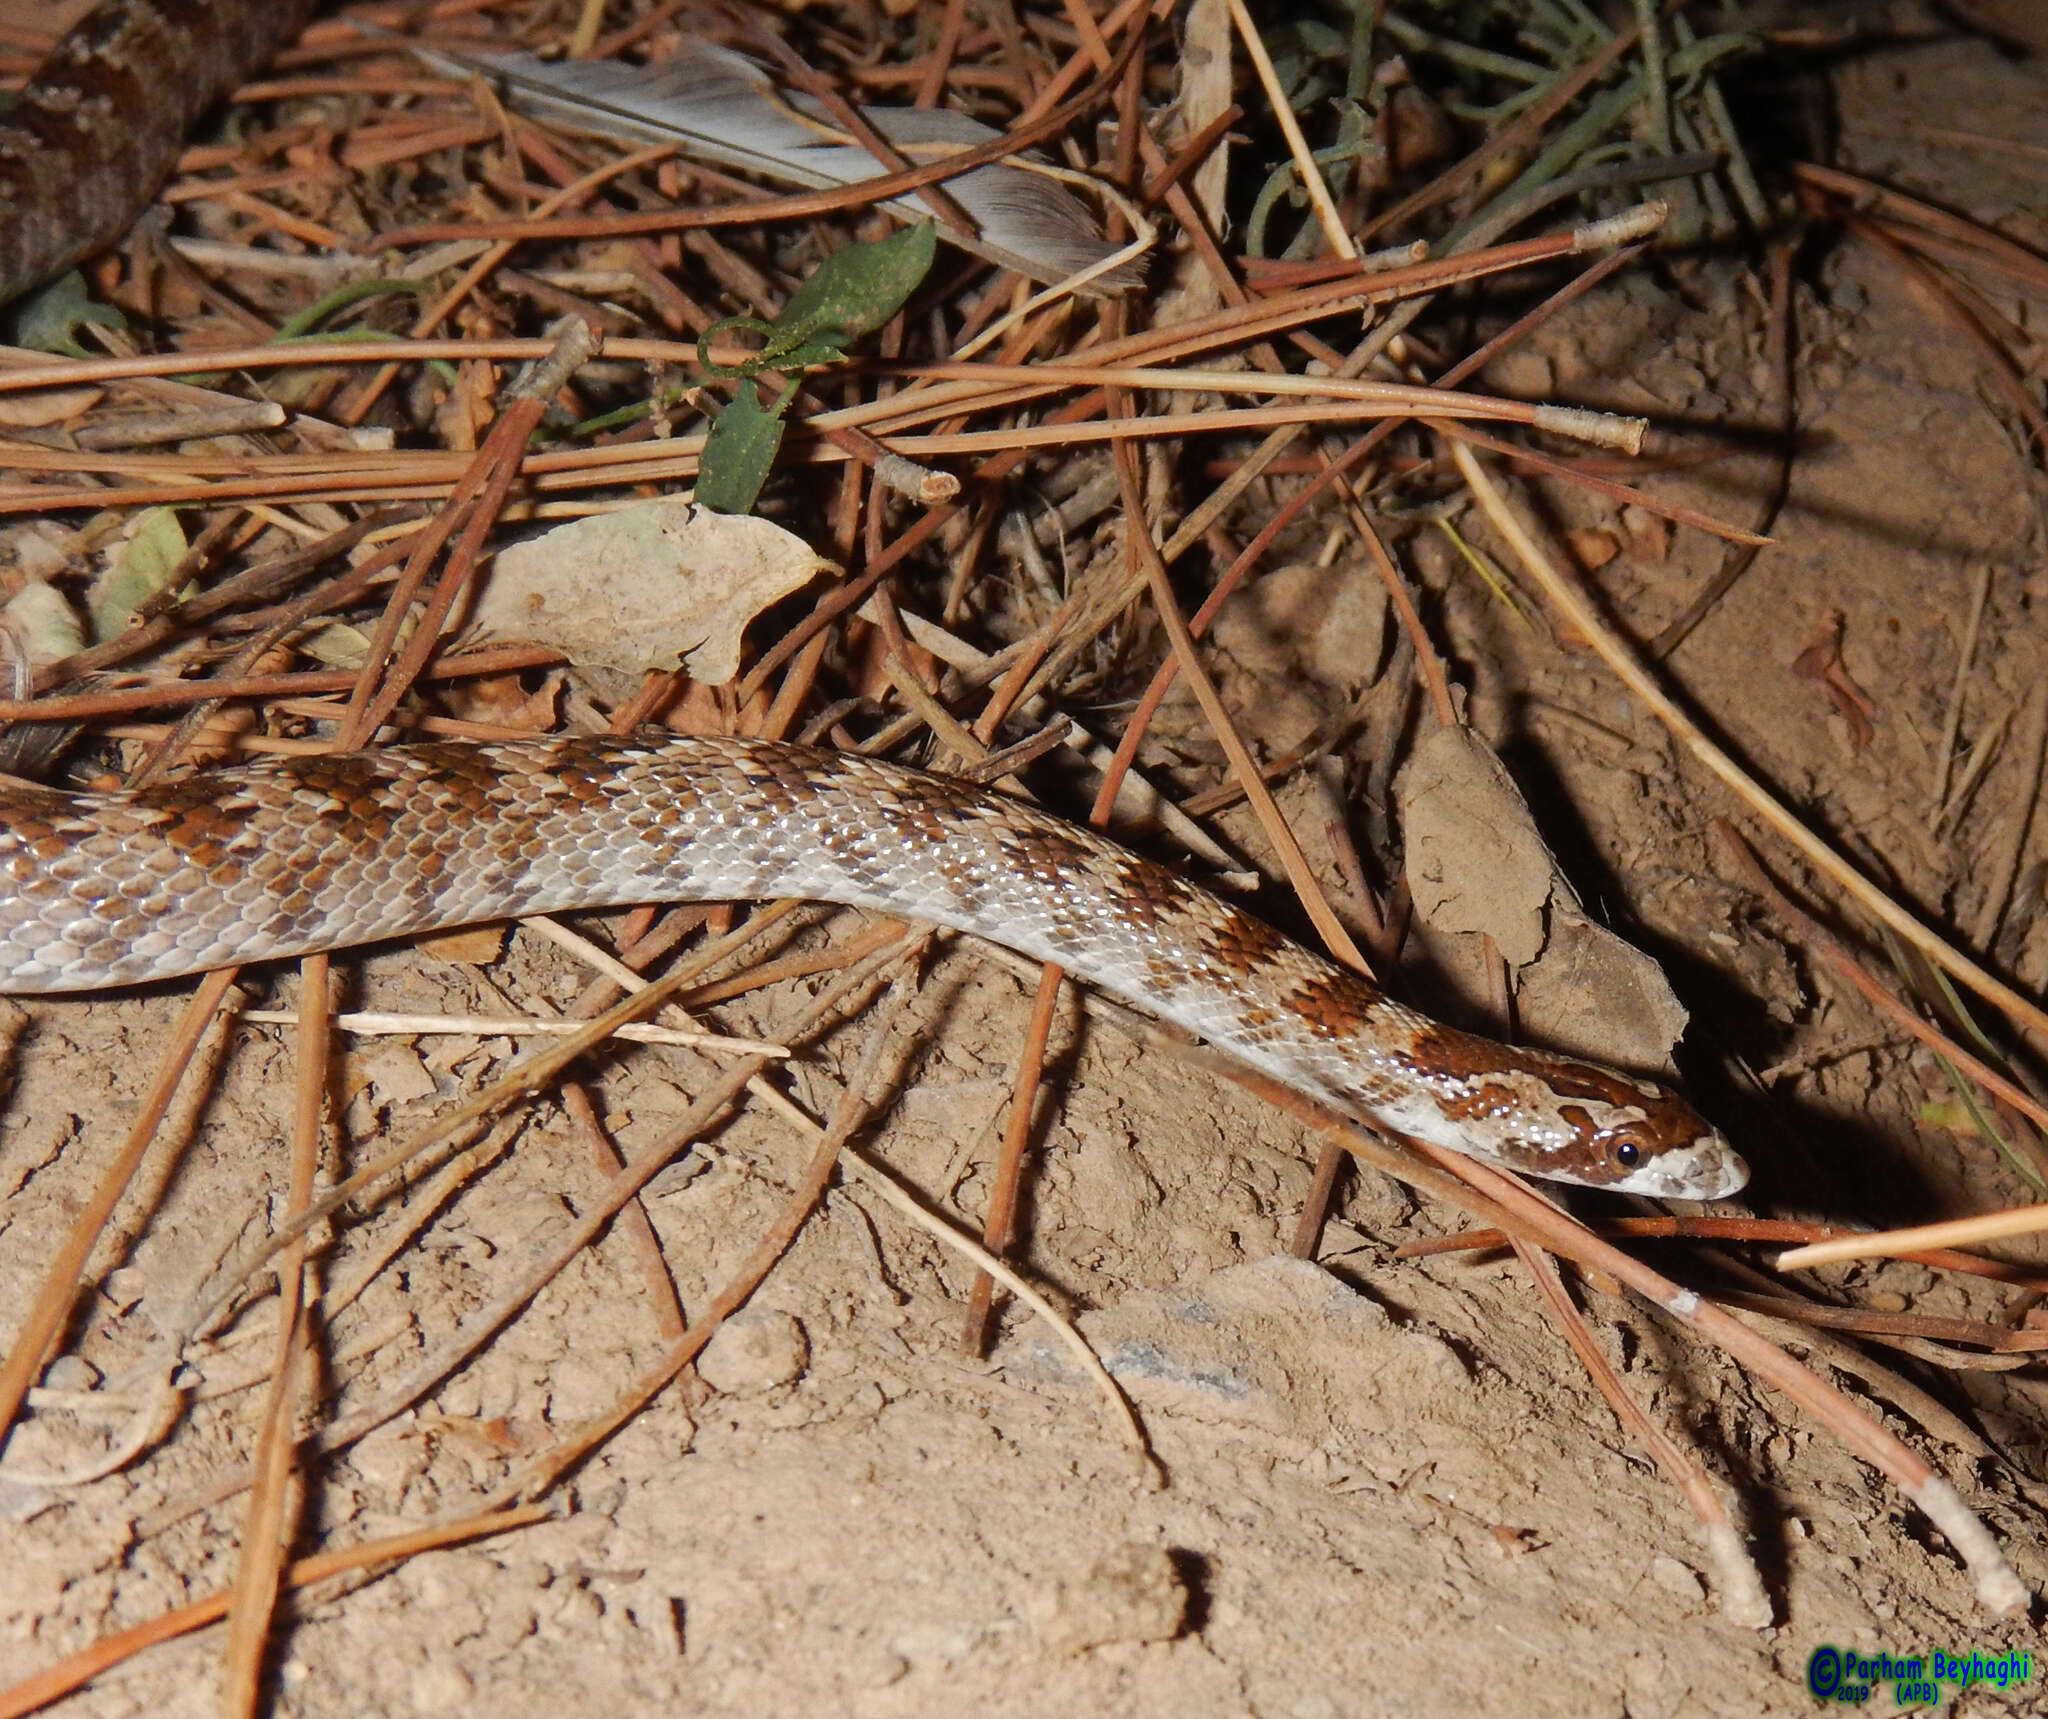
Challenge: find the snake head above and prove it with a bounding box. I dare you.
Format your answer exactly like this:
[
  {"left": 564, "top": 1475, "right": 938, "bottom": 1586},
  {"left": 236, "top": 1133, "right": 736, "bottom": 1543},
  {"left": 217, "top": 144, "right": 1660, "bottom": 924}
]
[
  {"left": 1396, "top": 1027, "right": 1749, "bottom": 1198},
  {"left": 1592, "top": 1114, "right": 1749, "bottom": 1199},
  {"left": 1525, "top": 1065, "right": 1749, "bottom": 1198},
  {"left": 1498, "top": 1060, "right": 1750, "bottom": 1198}
]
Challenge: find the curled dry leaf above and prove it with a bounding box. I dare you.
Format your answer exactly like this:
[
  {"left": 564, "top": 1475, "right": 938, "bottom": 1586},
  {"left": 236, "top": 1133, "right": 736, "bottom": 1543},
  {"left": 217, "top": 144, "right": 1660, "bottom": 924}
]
[
  {"left": 1395, "top": 724, "right": 1692, "bottom": 1072},
  {"left": 471, "top": 498, "right": 835, "bottom": 689},
  {"left": 0, "top": 384, "right": 101, "bottom": 428},
  {"left": 2, "top": 578, "right": 86, "bottom": 667},
  {"left": 1790, "top": 607, "right": 1878, "bottom": 751},
  {"left": 86, "top": 506, "right": 186, "bottom": 642}
]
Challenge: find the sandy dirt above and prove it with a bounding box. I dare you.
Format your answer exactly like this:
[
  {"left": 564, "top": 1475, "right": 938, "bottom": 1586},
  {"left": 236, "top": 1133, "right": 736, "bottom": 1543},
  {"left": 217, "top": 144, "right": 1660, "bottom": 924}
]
[{"left": 5, "top": 5, "right": 2048, "bottom": 1715}]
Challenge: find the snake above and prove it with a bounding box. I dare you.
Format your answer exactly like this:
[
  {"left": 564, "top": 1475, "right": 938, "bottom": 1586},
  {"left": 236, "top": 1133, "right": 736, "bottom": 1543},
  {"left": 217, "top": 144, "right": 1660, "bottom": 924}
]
[
  {"left": 0, "top": 0, "right": 318, "bottom": 307},
  {"left": 0, "top": 10, "right": 1744, "bottom": 1195},
  {"left": 0, "top": 733, "right": 1748, "bottom": 1198}
]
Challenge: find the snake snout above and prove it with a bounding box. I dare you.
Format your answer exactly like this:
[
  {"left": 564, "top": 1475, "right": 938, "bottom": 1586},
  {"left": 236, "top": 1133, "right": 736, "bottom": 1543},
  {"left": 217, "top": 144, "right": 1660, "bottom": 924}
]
[{"left": 1618, "top": 1128, "right": 1749, "bottom": 1200}]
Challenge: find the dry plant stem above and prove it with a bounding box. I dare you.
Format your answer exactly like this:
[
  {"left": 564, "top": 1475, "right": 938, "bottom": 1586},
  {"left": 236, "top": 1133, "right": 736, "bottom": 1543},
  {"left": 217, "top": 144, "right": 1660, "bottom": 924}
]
[
  {"left": 340, "top": 397, "right": 551, "bottom": 745},
  {"left": 1356, "top": 8, "right": 1658, "bottom": 244},
  {"left": 1968, "top": 681, "right": 2048, "bottom": 950},
  {"left": 1141, "top": 102, "right": 1243, "bottom": 205},
  {"left": 483, "top": 921, "right": 1141, "bottom": 1507},
  {"left": 297, "top": 932, "right": 925, "bottom": 1462},
  {"left": 1449, "top": 442, "right": 2048, "bottom": 1051},
  {"left": 1115, "top": 448, "right": 1371, "bottom": 976},
  {"left": 564, "top": 1083, "right": 687, "bottom": 1343},
  {"left": 1437, "top": 419, "right": 1767, "bottom": 547},
  {"left": 1407, "top": 1141, "right": 2027, "bottom": 1615},
  {"left": 1931, "top": 563, "right": 1994, "bottom": 826},
  {"left": 223, "top": 952, "right": 328, "bottom": 1717},
  {"left": 15, "top": 509, "right": 408, "bottom": 697},
  {"left": 911, "top": 0, "right": 970, "bottom": 108},
  {"left": 482, "top": 1116, "right": 847, "bottom": 1512},
  {"left": 1777, "top": 1210, "right": 2048, "bottom": 1272},
  {"left": 1292, "top": 809, "right": 1403, "bottom": 1259},
  {"left": 738, "top": 18, "right": 976, "bottom": 239},
  {"left": 330, "top": 410, "right": 538, "bottom": 746},
  {"left": 1404, "top": 1217, "right": 2048, "bottom": 1290},
  {"left": 895, "top": 398, "right": 1571, "bottom": 455},
  {"left": 1511, "top": 1237, "right": 1767, "bottom": 1627},
  {"left": 1205, "top": 1056, "right": 2025, "bottom": 1609},
  {"left": 339, "top": 139, "right": 667, "bottom": 425},
  {"left": 1346, "top": 496, "right": 1458, "bottom": 727},
  {"left": 0, "top": 221, "right": 1643, "bottom": 413},
  {"left": 737, "top": 390, "right": 1114, "bottom": 701},
  {"left": 1012, "top": 0, "right": 1155, "bottom": 126},
  {"left": 837, "top": 1145, "right": 1156, "bottom": 1475},
  {"left": 1225, "top": 0, "right": 1356, "bottom": 261},
  {"left": 1469, "top": 932, "right": 1736, "bottom": 1561},
  {"left": 1792, "top": 163, "right": 2048, "bottom": 294},
  {"left": 668, "top": 924, "right": 905, "bottom": 1010},
  {"left": 128, "top": 507, "right": 244, "bottom": 625},
  {"left": 240, "top": 1009, "right": 782, "bottom": 1055},
  {"left": 339, "top": 312, "right": 598, "bottom": 741},
  {"left": 759, "top": 626, "right": 834, "bottom": 746},
  {"left": 0, "top": 400, "right": 1643, "bottom": 514},
  {"left": 963, "top": 960, "right": 1065, "bottom": 1355},
  {"left": 0, "top": 306, "right": 1346, "bottom": 401},
  {"left": 0, "top": 646, "right": 563, "bottom": 726},
  {"left": 1704, "top": 1291, "right": 2048, "bottom": 1356},
  {"left": 1717, "top": 822, "right": 2048, "bottom": 1138},
  {"left": 123, "top": 629, "right": 293, "bottom": 789},
  {"left": 1858, "top": 219, "right": 2048, "bottom": 305},
  {"left": 1720, "top": 1304, "right": 2002, "bottom": 1459},
  {"left": 863, "top": 662, "right": 1071, "bottom": 1353},
  {"left": 175, "top": 903, "right": 810, "bottom": 1349},
  {"left": 0, "top": 1505, "right": 551, "bottom": 1719},
  {"left": 1289, "top": 1145, "right": 1350, "bottom": 1260},
  {"left": 314, "top": 1119, "right": 520, "bottom": 1330},
  {"left": 733, "top": 972, "right": 1153, "bottom": 1466},
  {"left": 1849, "top": 219, "right": 2048, "bottom": 446},
  {"left": 897, "top": 362, "right": 1623, "bottom": 419},
  {"left": 879, "top": 649, "right": 993, "bottom": 770},
  {"left": 0, "top": 968, "right": 240, "bottom": 1457},
  {"left": 1109, "top": 243, "right": 1645, "bottom": 780},
  {"left": 479, "top": 960, "right": 936, "bottom": 1509}
]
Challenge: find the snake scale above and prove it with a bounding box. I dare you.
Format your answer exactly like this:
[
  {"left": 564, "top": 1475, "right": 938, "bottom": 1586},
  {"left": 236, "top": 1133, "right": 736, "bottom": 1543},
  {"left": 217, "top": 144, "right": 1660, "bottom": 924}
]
[
  {"left": 0, "top": 6, "right": 1745, "bottom": 1198},
  {"left": 0, "top": 0, "right": 316, "bottom": 307},
  {"left": 0, "top": 733, "right": 1747, "bottom": 1197}
]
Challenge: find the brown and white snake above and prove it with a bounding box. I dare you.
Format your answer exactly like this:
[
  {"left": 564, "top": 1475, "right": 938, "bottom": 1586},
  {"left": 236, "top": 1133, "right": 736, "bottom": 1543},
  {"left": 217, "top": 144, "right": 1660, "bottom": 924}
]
[
  {"left": 0, "top": 7, "right": 1745, "bottom": 1198},
  {"left": 0, "top": 733, "right": 1747, "bottom": 1198}
]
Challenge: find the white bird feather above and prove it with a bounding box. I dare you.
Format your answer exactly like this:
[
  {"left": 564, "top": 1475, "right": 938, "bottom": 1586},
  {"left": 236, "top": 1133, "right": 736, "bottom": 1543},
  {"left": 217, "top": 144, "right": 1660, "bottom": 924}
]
[{"left": 413, "top": 39, "right": 1142, "bottom": 291}]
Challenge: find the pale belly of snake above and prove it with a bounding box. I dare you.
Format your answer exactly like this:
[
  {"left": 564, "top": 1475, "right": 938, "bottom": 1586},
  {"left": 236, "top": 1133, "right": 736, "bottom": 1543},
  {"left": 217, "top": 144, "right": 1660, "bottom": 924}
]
[{"left": 0, "top": 733, "right": 1747, "bottom": 1198}]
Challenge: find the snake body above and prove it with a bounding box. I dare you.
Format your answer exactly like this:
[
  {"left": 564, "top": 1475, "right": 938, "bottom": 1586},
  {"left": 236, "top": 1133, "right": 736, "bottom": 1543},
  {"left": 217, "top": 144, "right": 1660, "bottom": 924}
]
[
  {"left": 0, "top": 734, "right": 1746, "bottom": 1198},
  {"left": 0, "top": 0, "right": 315, "bottom": 306}
]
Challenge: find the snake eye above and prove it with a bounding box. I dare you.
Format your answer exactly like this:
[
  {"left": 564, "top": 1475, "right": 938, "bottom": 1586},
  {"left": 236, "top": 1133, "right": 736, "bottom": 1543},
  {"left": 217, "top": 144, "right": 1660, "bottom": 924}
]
[{"left": 1614, "top": 1140, "right": 1642, "bottom": 1169}]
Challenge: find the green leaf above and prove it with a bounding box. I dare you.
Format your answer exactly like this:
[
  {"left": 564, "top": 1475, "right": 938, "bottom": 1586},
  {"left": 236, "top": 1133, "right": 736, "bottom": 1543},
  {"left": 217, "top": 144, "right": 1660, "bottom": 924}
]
[
  {"left": 9, "top": 271, "right": 128, "bottom": 358},
  {"left": 696, "top": 222, "right": 937, "bottom": 380},
  {"left": 692, "top": 223, "right": 937, "bottom": 510},
  {"left": 89, "top": 507, "right": 189, "bottom": 641},
  {"left": 775, "top": 218, "right": 936, "bottom": 351},
  {"left": 696, "top": 384, "right": 789, "bottom": 515}
]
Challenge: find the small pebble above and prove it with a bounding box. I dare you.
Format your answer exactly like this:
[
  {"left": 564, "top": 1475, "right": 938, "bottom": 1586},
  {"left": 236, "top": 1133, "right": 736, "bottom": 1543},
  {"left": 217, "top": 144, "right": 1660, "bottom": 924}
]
[
  {"left": 1041, "top": 1543, "right": 1188, "bottom": 1654},
  {"left": 697, "top": 1308, "right": 809, "bottom": 1394}
]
